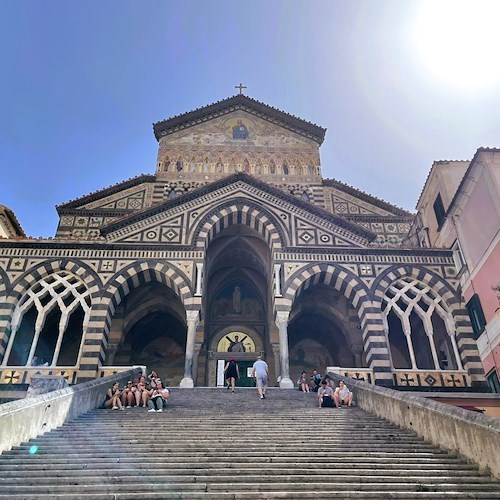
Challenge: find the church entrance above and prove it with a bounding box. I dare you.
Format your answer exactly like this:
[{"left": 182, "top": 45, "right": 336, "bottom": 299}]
[
  {"left": 201, "top": 223, "right": 273, "bottom": 386},
  {"left": 213, "top": 330, "right": 258, "bottom": 387}
]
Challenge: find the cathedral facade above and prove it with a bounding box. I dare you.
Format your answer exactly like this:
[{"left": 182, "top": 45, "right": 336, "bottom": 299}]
[{"left": 0, "top": 95, "right": 485, "bottom": 390}]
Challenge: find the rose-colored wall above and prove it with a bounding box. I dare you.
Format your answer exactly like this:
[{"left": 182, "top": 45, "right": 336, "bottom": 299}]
[
  {"left": 463, "top": 243, "right": 500, "bottom": 321},
  {"left": 481, "top": 345, "right": 500, "bottom": 376},
  {"left": 459, "top": 173, "right": 499, "bottom": 268}
]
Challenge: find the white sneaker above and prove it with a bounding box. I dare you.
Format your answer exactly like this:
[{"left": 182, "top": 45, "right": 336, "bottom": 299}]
[
  {"left": 126, "top": 406, "right": 132, "bottom": 409},
  {"left": 112, "top": 406, "right": 118, "bottom": 410},
  {"left": 120, "top": 407, "right": 125, "bottom": 411},
  {"left": 156, "top": 408, "right": 163, "bottom": 412},
  {"left": 147, "top": 408, "right": 156, "bottom": 412}
]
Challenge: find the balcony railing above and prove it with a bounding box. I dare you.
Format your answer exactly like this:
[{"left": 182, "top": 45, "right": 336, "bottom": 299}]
[
  {"left": 0, "top": 365, "right": 145, "bottom": 386},
  {"left": 326, "top": 367, "right": 472, "bottom": 388}
]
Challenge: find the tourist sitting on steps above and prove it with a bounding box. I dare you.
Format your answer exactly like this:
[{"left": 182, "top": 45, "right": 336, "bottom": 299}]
[
  {"left": 333, "top": 380, "right": 353, "bottom": 407},
  {"left": 105, "top": 382, "right": 124, "bottom": 410},
  {"left": 310, "top": 369, "right": 322, "bottom": 392},
  {"left": 298, "top": 371, "right": 309, "bottom": 392},
  {"left": 317, "top": 379, "right": 335, "bottom": 408},
  {"left": 147, "top": 379, "right": 170, "bottom": 412}
]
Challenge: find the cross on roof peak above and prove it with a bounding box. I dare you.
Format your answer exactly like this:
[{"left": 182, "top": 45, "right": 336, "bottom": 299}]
[{"left": 235, "top": 83, "right": 247, "bottom": 95}]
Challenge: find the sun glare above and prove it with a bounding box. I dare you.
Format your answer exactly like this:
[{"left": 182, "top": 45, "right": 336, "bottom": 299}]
[{"left": 414, "top": 0, "right": 500, "bottom": 88}]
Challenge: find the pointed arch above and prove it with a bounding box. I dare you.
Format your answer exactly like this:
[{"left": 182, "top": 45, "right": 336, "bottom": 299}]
[
  {"left": 76, "top": 261, "right": 194, "bottom": 381},
  {"left": 192, "top": 198, "right": 288, "bottom": 251},
  {"left": 282, "top": 263, "right": 392, "bottom": 383}
]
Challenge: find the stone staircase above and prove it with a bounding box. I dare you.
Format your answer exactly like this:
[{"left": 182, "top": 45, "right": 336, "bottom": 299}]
[{"left": 0, "top": 387, "right": 499, "bottom": 499}]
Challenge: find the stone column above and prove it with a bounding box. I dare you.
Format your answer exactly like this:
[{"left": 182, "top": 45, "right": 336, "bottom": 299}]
[
  {"left": 195, "top": 263, "right": 203, "bottom": 296},
  {"left": 180, "top": 310, "right": 200, "bottom": 388},
  {"left": 274, "top": 264, "right": 282, "bottom": 297},
  {"left": 275, "top": 311, "right": 294, "bottom": 388}
]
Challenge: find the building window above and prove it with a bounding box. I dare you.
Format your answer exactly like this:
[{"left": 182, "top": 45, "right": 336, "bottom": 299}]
[
  {"left": 466, "top": 293, "right": 486, "bottom": 338},
  {"left": 433, "top": 193, "right": 446, "bottom": 227},
  {"left": 451, "top": 239, "right": 466, "bottom": 273},
  {"left": 486, "top": 370, "right": 500, "bottom": 394}
]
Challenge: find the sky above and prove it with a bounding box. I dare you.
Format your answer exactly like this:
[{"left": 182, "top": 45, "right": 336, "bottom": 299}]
[{"left": 1, "top": 0, "right": 499, "bottom": 237}]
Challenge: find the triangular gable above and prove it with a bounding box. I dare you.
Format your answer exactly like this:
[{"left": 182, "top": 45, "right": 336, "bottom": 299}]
[
  {"left": 56, "top": 175, "right": 155, "bottom": 212},
  {"left": 323, "top": 179, "right": 413, "bottom": 217},
  {"left": 102, "top": 173, "right": 376, "bottom": 248},
  {"left": 159, "top": 110, "right": 317, "bottom": 152},
  {"left": 153, "top": 94, "right": 326, "bottom": 146}
]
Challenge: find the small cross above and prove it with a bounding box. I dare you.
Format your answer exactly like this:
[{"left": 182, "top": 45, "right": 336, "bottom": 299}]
[{"left": 235, "top": 83, "right": 247, "bottom": 95}]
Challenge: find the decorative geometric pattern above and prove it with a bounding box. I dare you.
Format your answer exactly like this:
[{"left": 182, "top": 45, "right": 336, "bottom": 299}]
[{"left": 393, "top": 370, "right": 471, "bottom": 388}]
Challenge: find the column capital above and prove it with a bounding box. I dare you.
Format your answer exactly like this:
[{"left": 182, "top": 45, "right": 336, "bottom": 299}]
[
  {"left": 186, "top": 310, "right": 200, "bottom": 326},
  {"left": 275, "top": 310, "right": 290, "bottom": 328}
]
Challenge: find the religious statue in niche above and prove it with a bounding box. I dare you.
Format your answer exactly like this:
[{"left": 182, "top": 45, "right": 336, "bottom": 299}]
[
  {"left": 212, "top": 284, "right": 263, "bottom": 319},
  {"left": 225, "top": 334, "right": 248, "bottom": 352},
  {"left": 163, "top": 160, "right": 170, "bottom": 172},
  {"left": 232, "top": 120, "right": 249, "bottom": 139},
  {"left": 242, "top": 159, "right": 250, "bottom": 173},
  {"left": 216, "top": 161, "right": 223, "bottom": 173},
  {"left": 176, "top": 160, "right": 183, "bottom": 172},
  {"left": 282, "top": 164, "right": 289, "bottom": 175},
  {"left": 232, "top": 286, "right": 241, "bottom": 314}
]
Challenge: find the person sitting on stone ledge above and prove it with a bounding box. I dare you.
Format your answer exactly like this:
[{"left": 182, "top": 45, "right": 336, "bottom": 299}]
[
  {"left": 135, "top": 375, "right": 149, "bottom": 407},
  {"left": 148, "top": 370, "right": 159, "bottom": 389},
  {"left": 333, "top": 380, "right": 353, "bottom": 407},
  {"left": 317, "top": 379, "right": 335, "bottom": 408},
  {"left": 324, "top": 374, "right": 334, "bottom": 388},
  {"left": 147, "top": 378, "right": 169, "bottom": 412},
  {"left": 120, "top": 380, "right": 135, "bottom": 408},
  {"left": 105, "top": 382, "right": 124, "bottom": 410}
]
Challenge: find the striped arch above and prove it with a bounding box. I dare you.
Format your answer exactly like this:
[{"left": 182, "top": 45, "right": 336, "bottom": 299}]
[
  {"left": 79, "top": 261, "right": 193, "bottom": 381},
  {"left": 0, "top": 259, "right": 101, "bottom": 362},
  {"left": 282, "top": 263, "right": 393, "bottom": 384},
  {"left": 193, "top": 199, "right": 288, "bottom": 251},
  {"left": 372, "top": 265, "right": 484, "bottom": 384},
  {"left": 0, "top": 267, "right": 11, "bottom": 357},
  {"left": 0, "top": 267, "right": 9, "bottom": 295}
]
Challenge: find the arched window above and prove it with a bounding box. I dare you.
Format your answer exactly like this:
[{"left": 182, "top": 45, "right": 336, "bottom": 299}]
[
  {"left": 381, "top": 277, "right": 462, "bottom": 371},
  {"left": 3, "top": 272, "right": 91, "bottom": 367}
]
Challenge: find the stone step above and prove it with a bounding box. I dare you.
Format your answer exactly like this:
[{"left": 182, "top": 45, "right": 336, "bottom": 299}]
[
  {"left": 1, "top": 492, "right": 499, "bottom": 499},
  {"left": 0, "top": 467, "right": 485, "bottom": 480},
  {"left": 0, "top": 481, "right": 498, "bottom": 494},
  {"left": 0, "top": 461, "right": 477, "bottom": 472},
  {"left": 1, "top": 388, "right": 498, "bottom": 498},
  {"left": 0, "top": 451, "right": 462, "bottom": 463}
]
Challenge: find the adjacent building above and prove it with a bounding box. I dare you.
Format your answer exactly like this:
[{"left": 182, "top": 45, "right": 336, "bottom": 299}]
[{"left": 415, "top": 148, "right": 500, "bottom": 392}]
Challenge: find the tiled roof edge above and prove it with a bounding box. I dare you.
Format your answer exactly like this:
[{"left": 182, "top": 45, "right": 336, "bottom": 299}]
[
  {"left": 322, "top": 178, "right": 413, "bottom": 216},
  {"left": 56, "top": 174, "right": 156, "bottom": 212}
]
